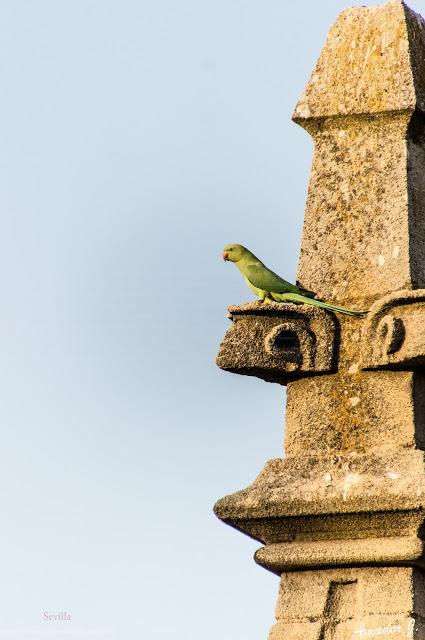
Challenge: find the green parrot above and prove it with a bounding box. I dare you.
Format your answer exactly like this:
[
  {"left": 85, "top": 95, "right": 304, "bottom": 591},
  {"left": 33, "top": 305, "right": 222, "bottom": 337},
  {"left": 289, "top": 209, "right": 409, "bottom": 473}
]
[{"left": 223, "top": 243, "right": 366, "bottom": 317}]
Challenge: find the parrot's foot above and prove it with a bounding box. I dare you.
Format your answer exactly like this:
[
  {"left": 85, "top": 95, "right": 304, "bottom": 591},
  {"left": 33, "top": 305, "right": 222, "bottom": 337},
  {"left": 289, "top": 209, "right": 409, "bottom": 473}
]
[{"left": 257, "top": 295, "right": 276, "bottom": 304}]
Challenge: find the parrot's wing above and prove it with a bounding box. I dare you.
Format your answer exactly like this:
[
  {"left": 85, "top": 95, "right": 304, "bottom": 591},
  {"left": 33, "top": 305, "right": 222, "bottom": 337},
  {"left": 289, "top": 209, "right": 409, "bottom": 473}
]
[{"left": 244, "top": 264, "right": 303, "bottom": 295}]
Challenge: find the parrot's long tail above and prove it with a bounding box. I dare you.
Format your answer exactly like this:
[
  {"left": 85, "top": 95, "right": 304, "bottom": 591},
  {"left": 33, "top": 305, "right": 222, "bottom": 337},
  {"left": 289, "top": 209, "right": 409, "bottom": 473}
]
[{"left": 274, "top": 292, "right": 367, "bottom": 317}]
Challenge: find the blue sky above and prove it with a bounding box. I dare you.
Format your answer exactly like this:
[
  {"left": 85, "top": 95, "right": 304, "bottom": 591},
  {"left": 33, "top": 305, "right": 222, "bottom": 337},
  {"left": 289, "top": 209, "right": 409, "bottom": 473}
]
[{"left": 0, "top": 1, "right": 422, "bottom": 638}]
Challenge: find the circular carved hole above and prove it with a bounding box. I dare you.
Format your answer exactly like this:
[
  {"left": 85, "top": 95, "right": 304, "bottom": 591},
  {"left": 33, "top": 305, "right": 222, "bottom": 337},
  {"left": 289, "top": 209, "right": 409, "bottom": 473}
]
[
  {"left": 274, "top": 330, "right": 299, "bottom": 351},
  {"left": 266, "top": 328, "right": 301, "bottom": 365}
]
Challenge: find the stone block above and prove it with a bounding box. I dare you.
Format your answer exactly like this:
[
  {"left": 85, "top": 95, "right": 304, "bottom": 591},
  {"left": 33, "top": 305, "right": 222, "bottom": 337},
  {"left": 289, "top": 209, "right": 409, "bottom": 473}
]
[
  {"left": 362, "top": 290, "right": 425, "bottom": 369},
  {"left": 216, "top": 301, "right": 336, "bottom": 384},
  {"left": 268, "top": 621, "right": 322, "bottom": 640}
]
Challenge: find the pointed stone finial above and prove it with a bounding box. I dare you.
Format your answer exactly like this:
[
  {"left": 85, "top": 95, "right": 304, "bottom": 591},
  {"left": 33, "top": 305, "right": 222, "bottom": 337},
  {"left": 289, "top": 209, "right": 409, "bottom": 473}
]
[
  {"left": 294, "top": 0, "right": 425, "bottom": 121},
  {"left": 291, "top": 0, "right": 425, "bottom": 304}
]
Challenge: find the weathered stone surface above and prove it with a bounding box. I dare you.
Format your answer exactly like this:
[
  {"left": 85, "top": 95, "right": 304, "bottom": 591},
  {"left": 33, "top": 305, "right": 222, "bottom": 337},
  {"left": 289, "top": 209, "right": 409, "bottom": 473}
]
[
  {"left": 293, "top": 112, "right": 417, "bottom": 305},
  {"left": 215, "top": 450, "right": 425, "bottom": 519},
  {"left": 276, "top": 567, "right": 418, "bottom": 621},
  {"left": 269, "top": 616, "right": 422, "bottom": 640},
  {"left": 268, "top": 621, "right": 322, "bottom": 640},
  {"left": 214, "top": 1, "right": 425, "bottom": 638},
  {"left": 216, "top": 301, "right": 337, "bottom": 384},
  {"left": 283, "top": 0, "right": 425, "bottom": 454},
  {"left": 214, "top": 450, "right": 425, "bottom": 546},
  {"left": 362, "top": 289, "right": 425, "bottom": 369},
  {"left": 285, "top": 370, "right": 425, "bottom": 454},
  {"left": 294, "top": 2, "right": 420, "bottom": 119},
  {"left": 270, "top": 568, "right": 425, "bottom": 638},
  {"left": 255, "top": 537, "right": 425, "bottom": 573},
  {"left": 294, "top": 1, "right": 425, "bottom": 301}
]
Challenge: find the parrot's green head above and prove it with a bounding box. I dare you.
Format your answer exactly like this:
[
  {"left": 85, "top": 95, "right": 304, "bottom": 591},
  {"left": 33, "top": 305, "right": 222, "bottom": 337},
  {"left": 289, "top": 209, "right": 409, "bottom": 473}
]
[{"left": 223, "top": 243, "right": 246, "bottom": 263}]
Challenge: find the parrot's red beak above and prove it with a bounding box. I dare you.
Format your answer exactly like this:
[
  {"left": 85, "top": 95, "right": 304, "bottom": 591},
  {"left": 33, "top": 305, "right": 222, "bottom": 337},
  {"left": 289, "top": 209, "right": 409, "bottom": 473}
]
[{"left": 223, "top": 251, "right": 229, "bottom": 261}]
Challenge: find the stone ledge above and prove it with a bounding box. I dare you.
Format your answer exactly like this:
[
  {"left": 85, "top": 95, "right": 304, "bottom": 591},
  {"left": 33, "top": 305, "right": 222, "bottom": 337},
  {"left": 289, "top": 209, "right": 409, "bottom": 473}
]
[
  {"left": 214, "top": 450, "right": 425, "bottom": 521},
  {"left": 255, "top": 537, "right": 425, "bottom": 574},
  {"left": 216, "top": 301, "right": 337, "bottom": 384},
  {"left": 214, "top": 450, "right": 425, "bottom": 549}
]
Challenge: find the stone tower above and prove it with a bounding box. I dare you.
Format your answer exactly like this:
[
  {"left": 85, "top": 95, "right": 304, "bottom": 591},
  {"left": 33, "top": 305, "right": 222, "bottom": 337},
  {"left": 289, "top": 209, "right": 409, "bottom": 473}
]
[{"left": 215, "top": 1, "right": 425, "bottom": 637}]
